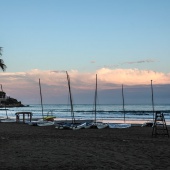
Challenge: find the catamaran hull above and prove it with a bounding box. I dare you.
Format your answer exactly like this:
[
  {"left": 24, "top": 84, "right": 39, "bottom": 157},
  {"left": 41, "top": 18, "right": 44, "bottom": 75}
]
[
  {"left": 1, "top": 119, "right": 16, "bottom": 123},
  {"left": 97, "top": 123, "right": 109, "bottom": 129},
  {"left": 72, "top": 122, "right": 88, "bottom": 130},
  {"left": 108, "top": 123, "right": 131, "bottom": 128},
  {"left": 37, "top": 121, "right": 54, "bottom": 126}
]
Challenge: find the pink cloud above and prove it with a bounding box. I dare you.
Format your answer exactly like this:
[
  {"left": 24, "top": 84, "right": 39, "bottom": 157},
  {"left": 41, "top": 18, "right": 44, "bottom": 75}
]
[
  {"left": 0, "top": 68, "right": 170, "bottom": 104},
  {"left": 96, "top": 68, "right": 170, "bottom": 86}
]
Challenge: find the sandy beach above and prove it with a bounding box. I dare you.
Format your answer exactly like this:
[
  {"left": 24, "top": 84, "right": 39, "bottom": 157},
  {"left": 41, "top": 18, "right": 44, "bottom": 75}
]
[{"left": 0, "top": 123, "right": 170, "bottom": 170}]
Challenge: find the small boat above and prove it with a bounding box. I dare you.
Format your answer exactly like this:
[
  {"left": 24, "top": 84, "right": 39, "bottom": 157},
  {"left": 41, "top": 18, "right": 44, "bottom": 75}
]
[
  {"left": 37, "top": 120, "right": 54, "bottom": 126},
  {"left": 96, "top": 122, "right": 109, "bottom": 129},
  {"left": 55, "top": 121, "right": 84, "bottom": 130},
  {"left": 90, "top": 122, "right": 108, "bottom": 129},
  {"left": 26, "top": 119, "right": 41, "bottom": 126},
  {"left": 55, "top": 72, "right": 87, "bottom": 130},
  {"left": 84, "top": 122, "right": 93, "bottom": 129},
  {"left": 108, "top": 123, "right": 131, "bottom": 128},
  {"left": 43, "top": 116, "right": 55, "bottom": 121},
  {"left": 1, "top": 118, "right": 16, "bottom": 123},
  {"left": 55, "top": 122, "right": 72, "bottom": 129},
  {"left": 72, "top": 122, "right": 91, "bottom": 130},
  {"left": 0, "top": 93, "right": 15, "bottom": 123},
  {"left": 37, "top": 79, "right": 55, "bottom": 127},
  {"left": 90, "top": 75, "right": 108, "bottom": 129},
  {"left": 43, "top": 110, "right": 56, "bottom": 121},
  {"left": 55, "top": 121, "right": 102, "bottom": 130},
  {"left": 141, "top": 121, "right": 162, "bottom": 127}
]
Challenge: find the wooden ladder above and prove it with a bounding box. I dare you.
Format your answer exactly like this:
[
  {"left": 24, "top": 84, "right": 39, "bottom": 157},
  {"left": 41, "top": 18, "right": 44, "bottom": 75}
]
[{"left": 152, "top": 111, "right": 169, "bottom": 137}]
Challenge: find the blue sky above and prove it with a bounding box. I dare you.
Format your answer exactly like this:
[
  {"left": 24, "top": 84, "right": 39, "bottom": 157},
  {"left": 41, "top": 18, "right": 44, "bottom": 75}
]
[{"left": 0, "top": 0, "right": 170, "bottom": 104}]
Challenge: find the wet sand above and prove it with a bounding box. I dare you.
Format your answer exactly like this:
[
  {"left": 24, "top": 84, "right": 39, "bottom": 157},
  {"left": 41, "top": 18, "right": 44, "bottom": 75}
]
[{"left": 0, "top": 123, "right": 170, "bottom": 170}]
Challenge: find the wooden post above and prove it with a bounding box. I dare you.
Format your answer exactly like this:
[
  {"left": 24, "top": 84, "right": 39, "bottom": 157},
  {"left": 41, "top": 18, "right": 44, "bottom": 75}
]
[
  {"left": 23, "top": 113, "right": 25, "bottom": 123},
  {"left": 16, "top": 114, "right": 19, "bottom": 123},
  {"left": 30, "top": 113, "right": 32, "bottom": 122}
]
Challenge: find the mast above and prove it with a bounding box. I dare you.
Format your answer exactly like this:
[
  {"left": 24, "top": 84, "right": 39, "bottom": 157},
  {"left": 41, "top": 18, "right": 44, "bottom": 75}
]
[
  {"left": 66, "top": 71, "right": 75, "bottom": 124},
  {"left": 94, "top": 74, "right": 97, "bottom": 123},
  {"left": 151, "top": 80, "right": 155, "bottom": 121},
  {"left": 39, "top": 78, "right": 44, "bottom": 120},
  {"left": 122, "top": 84, "right": 125, "bottom": 122}
]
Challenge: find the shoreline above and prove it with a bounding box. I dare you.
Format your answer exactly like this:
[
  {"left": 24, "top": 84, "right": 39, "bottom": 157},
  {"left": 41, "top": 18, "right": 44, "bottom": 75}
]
[
  {"left": 53, "top": 118, "right": 170, "bottom": 126},
  {"left": 1, "top": 117, "right": 170, "bottom": 126}
]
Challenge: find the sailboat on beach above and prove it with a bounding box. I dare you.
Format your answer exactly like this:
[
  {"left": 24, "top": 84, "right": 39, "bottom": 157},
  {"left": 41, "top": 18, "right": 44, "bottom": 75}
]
[
  {"left": 91, "top": 74, "right": 108, "bottom": 129},
  {"left": 0, "top": 105, "right": 15, "bottom": 122},
  {"left": 55, "top": 72, "right": 89, "bottom": 130},
  {"left": 108, "top": 84, "right": 131, "bottom": 129},
  {"left": 36, "top": 78, "right": 54, "bottom": 126},
  {"left": 0, "top": 108, "right": 16, "bottom": 122},
  {"left": 55, "top": 72, "right": 76, "bottom": 129}
]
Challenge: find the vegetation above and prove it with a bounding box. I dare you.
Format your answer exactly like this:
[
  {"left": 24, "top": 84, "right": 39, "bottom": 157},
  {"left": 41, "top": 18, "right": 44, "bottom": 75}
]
[
  {"left": 0, "top": 47, "right": 7, "bottom": 71},
  {"left": 0, "top": 48, "right": 22, "bottom": 107}
]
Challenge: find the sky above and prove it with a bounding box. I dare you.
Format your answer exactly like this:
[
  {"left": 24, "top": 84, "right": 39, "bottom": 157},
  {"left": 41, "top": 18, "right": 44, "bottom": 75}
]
[{"left": 0, "top": 0, "right": 170, "bottom": 104}]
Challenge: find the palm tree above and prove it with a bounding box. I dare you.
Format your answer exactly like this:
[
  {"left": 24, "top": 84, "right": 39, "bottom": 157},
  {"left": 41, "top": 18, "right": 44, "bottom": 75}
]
[{"left": 0, "top": 47, "right": 7, "bottom": 71}]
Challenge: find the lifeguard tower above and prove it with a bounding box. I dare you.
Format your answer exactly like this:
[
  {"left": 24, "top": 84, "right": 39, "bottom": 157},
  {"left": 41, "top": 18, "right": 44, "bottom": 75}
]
[{"left": 152, "top": 111, "right": 169, "bottom": 137}]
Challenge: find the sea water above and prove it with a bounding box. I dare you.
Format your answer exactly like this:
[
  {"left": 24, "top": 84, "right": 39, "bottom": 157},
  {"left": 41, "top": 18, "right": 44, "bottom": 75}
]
[{"left": 0, "top": 104, "right": 170, "bottom": 125}]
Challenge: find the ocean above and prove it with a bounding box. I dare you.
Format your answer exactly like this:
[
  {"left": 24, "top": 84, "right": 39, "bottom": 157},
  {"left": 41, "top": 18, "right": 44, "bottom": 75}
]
[{"left": 1, "top": 104, "right": 170, "bottom": 125}]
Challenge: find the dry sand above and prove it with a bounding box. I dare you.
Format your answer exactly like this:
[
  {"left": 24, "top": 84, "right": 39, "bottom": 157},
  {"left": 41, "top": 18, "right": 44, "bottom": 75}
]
[{"left": 0, "top": 123, "right": 170, "bottom": 170}]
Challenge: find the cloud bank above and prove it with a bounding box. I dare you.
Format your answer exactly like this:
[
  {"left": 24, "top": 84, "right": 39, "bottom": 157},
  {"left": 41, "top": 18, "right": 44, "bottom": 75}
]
[{"left": 0, "top": 68, "right": 170, "bottom": 104}]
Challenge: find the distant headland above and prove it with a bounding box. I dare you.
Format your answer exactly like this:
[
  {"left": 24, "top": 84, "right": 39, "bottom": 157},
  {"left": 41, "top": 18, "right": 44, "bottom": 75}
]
[{"left": 0, "top": 91, "right": 27, "bottom": 107}]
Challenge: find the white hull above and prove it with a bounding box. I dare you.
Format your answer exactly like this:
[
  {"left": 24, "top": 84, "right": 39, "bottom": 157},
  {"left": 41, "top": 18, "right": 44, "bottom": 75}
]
[
  {"left": 37, "top": 121, "right": 54, "bottom": 126},
  {"left": 141, "top": 121, "right": 154, "bottom": 127},
  {"left": 97, "top": 123, "right": 109, "bottom": 129},
  {"left": 108, "top": 123, "right": 131, "bottom": 128},
  {"left": 84, "top": 123, "right": 93, "bottom": 129},
  {"left": 1, "top": 119, "right": 16, "bottom": 123},
  {"left": 55, "top": 122, "right": 72, "bottom": 129},
  {"left": 26, "top": 121, "right": 39, "bottom": 126},
  {"left": 55, "top": 122, "right": 92, "bottom": 130},
  {"left": 72, "top": 122, "right": 88, "bottom": 130}
]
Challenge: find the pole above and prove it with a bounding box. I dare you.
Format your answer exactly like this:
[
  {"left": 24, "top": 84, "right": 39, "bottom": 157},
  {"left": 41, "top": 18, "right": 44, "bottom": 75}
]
[
  {"left": 151, "top": 80, "right": 155, "bottom": 121},
  {"left": 94, "top": 74, "right": 97, "bottom": 123},
  {"left": 122, "top": 84, "right": 125, "bottom": 123},
  {"left": 66, "top": 71, "right": 74, "bottom": 124},
  {"left": 39, "top": 78, "right": 44, "bottom": 120}
]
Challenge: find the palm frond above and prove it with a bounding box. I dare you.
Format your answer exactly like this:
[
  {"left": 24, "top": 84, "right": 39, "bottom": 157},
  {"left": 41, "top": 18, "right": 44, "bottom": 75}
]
[
  {"left": 0, "top": 59, "right": 7, "bottom": 71},
  {"left": 0, "top": 47, "right": 2, "bottom": 56}
]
